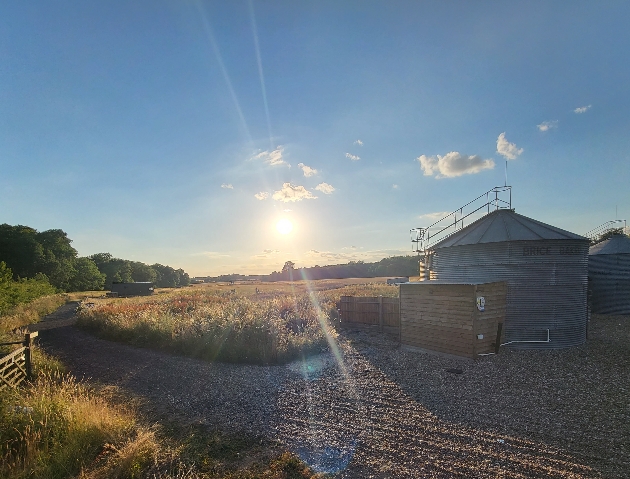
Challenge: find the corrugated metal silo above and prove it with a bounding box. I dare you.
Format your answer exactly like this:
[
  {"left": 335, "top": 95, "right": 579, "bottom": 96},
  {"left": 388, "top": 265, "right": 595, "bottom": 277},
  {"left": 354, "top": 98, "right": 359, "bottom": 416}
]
[
  {"left": 427, "top": 209, "right": 589, "bottom": 349},
  {"left": 589, "top": 234, "right": 630, "bottom": 314}
]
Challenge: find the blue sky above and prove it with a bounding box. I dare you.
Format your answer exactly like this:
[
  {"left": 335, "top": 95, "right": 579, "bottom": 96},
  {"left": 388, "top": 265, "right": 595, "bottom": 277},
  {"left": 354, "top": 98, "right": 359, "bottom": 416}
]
[{"left": 1, "top": 1, "right": 629, "bottom": 275}]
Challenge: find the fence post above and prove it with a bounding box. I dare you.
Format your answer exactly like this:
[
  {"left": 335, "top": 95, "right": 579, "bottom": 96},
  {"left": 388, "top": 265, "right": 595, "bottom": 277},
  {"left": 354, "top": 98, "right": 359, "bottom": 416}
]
[
  {"left": 378, "top": 295, "right": 383, "bottom": 332},
  {"left": 24, "top": 331, "right": 37, "bottom": 380}
]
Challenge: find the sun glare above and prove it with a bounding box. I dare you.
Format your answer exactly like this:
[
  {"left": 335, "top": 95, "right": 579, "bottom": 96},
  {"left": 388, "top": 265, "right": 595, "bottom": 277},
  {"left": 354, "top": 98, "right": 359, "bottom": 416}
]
[{"left": 276, "top": 218, "right": 293, "bottom": 235}]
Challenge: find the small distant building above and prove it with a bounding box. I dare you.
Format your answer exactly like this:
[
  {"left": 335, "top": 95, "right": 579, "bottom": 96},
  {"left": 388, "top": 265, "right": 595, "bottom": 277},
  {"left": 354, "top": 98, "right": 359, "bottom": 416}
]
[{"left": 110, "top": 282, "right": 154, "bottom": 297}]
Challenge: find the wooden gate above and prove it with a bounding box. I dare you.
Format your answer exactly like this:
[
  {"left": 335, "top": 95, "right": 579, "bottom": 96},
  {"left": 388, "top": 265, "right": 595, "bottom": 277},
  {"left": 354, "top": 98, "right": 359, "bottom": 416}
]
[
  {"left": 0, "top": 332, "right": 37, "bottom": 391},
  {"left": 338, "top": 296, "right": 400, "bottom": 330}
]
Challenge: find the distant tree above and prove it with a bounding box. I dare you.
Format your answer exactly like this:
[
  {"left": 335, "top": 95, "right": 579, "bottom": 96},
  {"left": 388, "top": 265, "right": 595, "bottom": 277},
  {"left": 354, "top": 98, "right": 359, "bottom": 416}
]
[
  {"left": 130, "top": 262, "right": 157, "bottom": 283},
  {"left": 591, "top": 228, "right": 626, "bottom": 245},
  {"left": 68, "top": 257, "right": 105, "bottom": 292},
  {"left": 0, "top": 224, "right": 47, "bottom": 279},
  {"left": 177, "top": 269, "right": 190, "bottom": 286}
]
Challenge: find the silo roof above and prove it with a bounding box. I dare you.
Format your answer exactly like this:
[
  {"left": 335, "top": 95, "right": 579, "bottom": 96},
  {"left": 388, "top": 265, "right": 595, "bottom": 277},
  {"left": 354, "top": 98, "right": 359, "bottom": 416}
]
[
  {"left": 431, "top": 209, "right": 586, "bottom": 249},
  {"left": 589, "top": 234, "right": 630, "bottom": 255}
]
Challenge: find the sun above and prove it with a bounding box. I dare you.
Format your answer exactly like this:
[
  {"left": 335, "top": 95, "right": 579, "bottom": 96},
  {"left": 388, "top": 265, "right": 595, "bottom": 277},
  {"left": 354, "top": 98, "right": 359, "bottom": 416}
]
[{"left": 276, "top": 218, "right": 293, "bottom": 235}]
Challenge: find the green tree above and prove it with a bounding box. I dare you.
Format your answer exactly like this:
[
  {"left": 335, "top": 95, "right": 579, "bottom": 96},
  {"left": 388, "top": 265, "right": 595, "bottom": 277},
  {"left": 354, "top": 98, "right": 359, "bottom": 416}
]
[
  {"left": 0, "top": 224, "right": 46, "bottom": 279},
  {"left": 130, "top": 262, "right": 157, "bottom": 283},
  {"left": 68, "top": 258, "right": 106, "bottom": 292}
]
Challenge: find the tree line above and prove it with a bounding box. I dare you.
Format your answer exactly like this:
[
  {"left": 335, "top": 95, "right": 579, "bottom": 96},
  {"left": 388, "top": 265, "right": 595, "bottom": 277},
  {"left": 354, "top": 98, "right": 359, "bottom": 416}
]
[
  {"left": 0, "top": 224, "right": 190, "bottom": 295},
  {"left": 206, "top": 255, "right": 421, "bottom": 283}
]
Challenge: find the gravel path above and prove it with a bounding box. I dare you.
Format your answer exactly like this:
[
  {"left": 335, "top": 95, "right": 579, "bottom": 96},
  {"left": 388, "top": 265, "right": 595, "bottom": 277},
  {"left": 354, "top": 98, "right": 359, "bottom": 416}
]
[{"left": 37, "top": 305, "right": 628, "bottom": 478}]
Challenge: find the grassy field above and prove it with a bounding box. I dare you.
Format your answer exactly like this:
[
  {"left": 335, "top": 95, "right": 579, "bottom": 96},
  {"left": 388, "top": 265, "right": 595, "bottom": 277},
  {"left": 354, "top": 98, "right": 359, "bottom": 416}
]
[
  {"left": 77, "top": 279, "right": 396, "bottom": 365},
  {"left": 1, "top": 292, "right": 326, "bottom": 479}
]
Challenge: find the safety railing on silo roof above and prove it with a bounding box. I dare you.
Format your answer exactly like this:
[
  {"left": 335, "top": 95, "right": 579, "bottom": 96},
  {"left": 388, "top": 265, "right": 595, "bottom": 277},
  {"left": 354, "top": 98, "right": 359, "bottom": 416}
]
[
  {"left": 585, "top": 219, "right": 627, "bottom": 244},
  {"left": 411, "top": 186, "right": 512, "bottom": 254}
]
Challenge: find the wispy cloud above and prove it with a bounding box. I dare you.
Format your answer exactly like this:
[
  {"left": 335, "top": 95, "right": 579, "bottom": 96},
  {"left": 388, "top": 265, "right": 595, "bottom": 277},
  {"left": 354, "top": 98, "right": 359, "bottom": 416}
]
[
  {"left": 417, "top": 211, "right": 451, "bottom": 221},
  {"left": 392, "top": 184, "right": 399, "bottom": 189},
  {"left": 574, "top": 105, "right": 592, "bottom": 114},
  {"left": 252, "top": 249, "right": 280, "bottom": 259},
  {"left": 315, "top": 182, "right": 335, "bottom": 194},
  {"left": 272, "top": 183, "right": 317, "bottom": 202},
  {"left": 345, "top": 153, "right": 360, "bottom": 161},
  {"left": 193, "top": 251, "right": 230, "bottom": 258},
  {"left": 251, "top": 146, "right": 289, "bottom": 167},
  {"left": 417, "top": 152, "right": 494, "bottom": 178},
  {"left": 298, "top": 163, "right": 318, "bottom": 177},
  {"left": 537, "top": 120, "right": 558, "bottom": 132},
  {"left": 254, "top": 191, "right": 269, "bottom": 200},
  {"left": 496, "top": 133, "right": 523, "bottom": 160},
  {"left": 354, "top": 140, "right": 363, "bottom": 146},
  {"left": 221, "top": 183, "right": 234, "bottom": 189}
]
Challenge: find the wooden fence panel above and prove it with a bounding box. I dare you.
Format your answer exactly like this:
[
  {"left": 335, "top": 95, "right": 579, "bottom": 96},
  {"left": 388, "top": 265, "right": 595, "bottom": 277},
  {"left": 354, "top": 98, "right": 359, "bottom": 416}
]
[
  {"left": 0, "top": 347, "right": 27, "bottom": 391},
  {"left": 338, "top": 296, "right": 400, "bottom": 328},
  {"left": 0, "top": 332, "right": 37, "bottom": 391}
]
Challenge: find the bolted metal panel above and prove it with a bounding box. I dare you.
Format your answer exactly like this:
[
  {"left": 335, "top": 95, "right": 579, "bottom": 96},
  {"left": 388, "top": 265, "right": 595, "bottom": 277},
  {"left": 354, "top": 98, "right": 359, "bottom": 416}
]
[
  {"left": 589, "top": 253, "right": 630, "bottom": 315},
  {"left": 429, "top": 239, "right": 589, "bottom": 349}
]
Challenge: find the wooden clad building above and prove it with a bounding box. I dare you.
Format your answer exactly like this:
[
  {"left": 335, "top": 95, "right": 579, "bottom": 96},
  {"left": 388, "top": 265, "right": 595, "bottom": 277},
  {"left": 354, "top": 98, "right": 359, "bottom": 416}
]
[{"left": 400, "top": 281, "right": 507, "bottom": 359}]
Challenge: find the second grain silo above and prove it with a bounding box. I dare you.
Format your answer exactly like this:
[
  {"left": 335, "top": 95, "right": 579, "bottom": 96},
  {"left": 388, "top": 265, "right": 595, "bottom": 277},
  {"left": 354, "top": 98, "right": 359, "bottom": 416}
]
[
  {"left": 589, "top": 234, "right": 630, "bottom": 315},
  {"left": 425, "top": 209, "right": 589, "bottom": 349}
]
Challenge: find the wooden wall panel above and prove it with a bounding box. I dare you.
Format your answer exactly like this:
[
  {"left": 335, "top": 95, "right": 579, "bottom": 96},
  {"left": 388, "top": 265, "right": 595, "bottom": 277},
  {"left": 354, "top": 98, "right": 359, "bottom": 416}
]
[{"left": 400, "top": 282, "right": 506, "bottom": 359}]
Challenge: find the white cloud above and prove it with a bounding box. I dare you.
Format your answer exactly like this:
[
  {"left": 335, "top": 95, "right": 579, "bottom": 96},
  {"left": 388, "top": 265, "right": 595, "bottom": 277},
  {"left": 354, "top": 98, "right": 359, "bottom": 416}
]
[
  {"left": 194, "top": 251, "right": 230, "bottom": 258},
  {"left": 221, "top": 183, "right": 233, "bottom": 189},
  {"left": 251, "top": 146, "right": 289, "bottom": 167},
  {"left": 574, "top": 105, "right": 592, "bottom": 114},
  {"left": 315, "top": 182, "right": 335, "bottom": 194},
  {"left": 392, "top": 184, "right": 399, "bottom": 189},
  {"left": 537, "top": 120, "right": 558, "bottom": 132},
  {"left": 354, "top": 140, "right": 363, "bottom": 146},
  {"left": 252, "top": 249, "right": 280, "bottom": 259},
  {"left": 272, "top": 183, "right": 317, "bottom": 202},
  {"left": 345, "top": 153, "right": 360, "bottom": 161},
  {"left": 283, "top": 209, "right": 291, "bottom": 212},
  {"left": 417, "top": 211, "right": 451, "bottom": 221},
  {"left": 496, "top": 133, "right": 523, "bottom": 160},
  {"left": 417, "top": 152, "right": 495, "bottom": 178},
  {"left": 298, "top": 163, "right": 318, "bottom": 177},
  {"left": 254, "top": 191, "right": 269, "bottom": 200}
]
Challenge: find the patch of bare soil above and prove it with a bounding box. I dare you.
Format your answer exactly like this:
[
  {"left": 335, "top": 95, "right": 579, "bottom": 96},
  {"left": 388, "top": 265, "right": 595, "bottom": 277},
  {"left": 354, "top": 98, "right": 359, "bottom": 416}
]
[{"left": 37, "top": 307, "right": 628, "bottom": 478}]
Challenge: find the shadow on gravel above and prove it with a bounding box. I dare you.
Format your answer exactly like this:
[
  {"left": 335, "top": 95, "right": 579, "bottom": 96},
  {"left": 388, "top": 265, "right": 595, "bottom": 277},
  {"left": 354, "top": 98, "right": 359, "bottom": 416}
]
[
  {"left": 326, "top": 321, "right": 628, "bottom": 478},
  {"left": 35, "top": 305, "right": 626, "bottom": 479}
]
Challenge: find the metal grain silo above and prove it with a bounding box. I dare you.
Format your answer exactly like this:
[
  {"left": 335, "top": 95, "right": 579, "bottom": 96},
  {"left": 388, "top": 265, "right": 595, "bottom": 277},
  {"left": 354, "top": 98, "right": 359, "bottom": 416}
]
[
  {"left": 589, "top": 234, "right": 630, "bottom": 314},
  {"left": 426, "top": 209, "right": 589, "bottom": 349}
]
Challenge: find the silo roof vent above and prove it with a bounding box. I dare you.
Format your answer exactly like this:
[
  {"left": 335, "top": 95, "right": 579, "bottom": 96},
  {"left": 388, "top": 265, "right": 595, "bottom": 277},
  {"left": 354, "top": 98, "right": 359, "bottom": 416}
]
[{"left": 432, "top": 209, "right": 586, "bottom": 249}]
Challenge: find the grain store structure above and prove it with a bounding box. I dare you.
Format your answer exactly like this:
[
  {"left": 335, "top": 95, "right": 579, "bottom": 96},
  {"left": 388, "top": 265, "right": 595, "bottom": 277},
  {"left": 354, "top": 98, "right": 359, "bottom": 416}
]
[
  {"left": 589, "top": 234, "right": 630, "bottom": 315},
  {"left": 400, "top": 281, "right": 507, "bottom": 359},
  {"left": 424, "top": 209, "right": 589, "bottom": 349}
]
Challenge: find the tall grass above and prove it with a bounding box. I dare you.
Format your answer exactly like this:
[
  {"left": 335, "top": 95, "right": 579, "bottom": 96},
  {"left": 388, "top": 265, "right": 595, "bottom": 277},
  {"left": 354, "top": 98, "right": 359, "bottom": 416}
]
[
  {"left": 0, "top": 294, "right": 67, "bottom": 338},
  {"left": 77, "top": 290, "right": 338, "bottom": 364},
  {"left": 0, "top": 292, "right": 321, "bottom": 478},
  {"left": 0, "top": 373, "right": 141, "bottom": 479}
]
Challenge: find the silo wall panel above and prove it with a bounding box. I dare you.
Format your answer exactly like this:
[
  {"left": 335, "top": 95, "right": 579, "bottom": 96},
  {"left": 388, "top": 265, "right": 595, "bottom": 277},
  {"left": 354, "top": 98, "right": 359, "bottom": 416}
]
[
  {"left": 589, "top": 254, "right": 630, "bottom": 315},
  {"left": 430, "top": 240, "right": 588, "bottom": 349}
]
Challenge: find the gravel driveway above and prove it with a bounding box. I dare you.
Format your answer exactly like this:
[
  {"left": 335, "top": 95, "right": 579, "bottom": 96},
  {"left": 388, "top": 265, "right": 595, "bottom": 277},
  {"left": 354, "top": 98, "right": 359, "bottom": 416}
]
[{"left": 38, "top": 304, "right": 628, "bottom": 478}]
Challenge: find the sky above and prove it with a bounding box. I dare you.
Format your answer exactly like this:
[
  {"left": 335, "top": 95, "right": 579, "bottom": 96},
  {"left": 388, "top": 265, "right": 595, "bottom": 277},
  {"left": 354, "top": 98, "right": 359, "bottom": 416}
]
[{"left": 1, "top": 1, "right": 629, "bottom": 276}]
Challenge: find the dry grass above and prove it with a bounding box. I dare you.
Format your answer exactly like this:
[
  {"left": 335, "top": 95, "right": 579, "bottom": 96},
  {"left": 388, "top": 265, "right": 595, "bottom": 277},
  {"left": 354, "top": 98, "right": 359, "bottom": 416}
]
[
  {"left": 76, "top": 287, "right": 343, "bottom": 364},
  {"left": 0, "top": 294, "right": 68, "bottom": 338}
]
